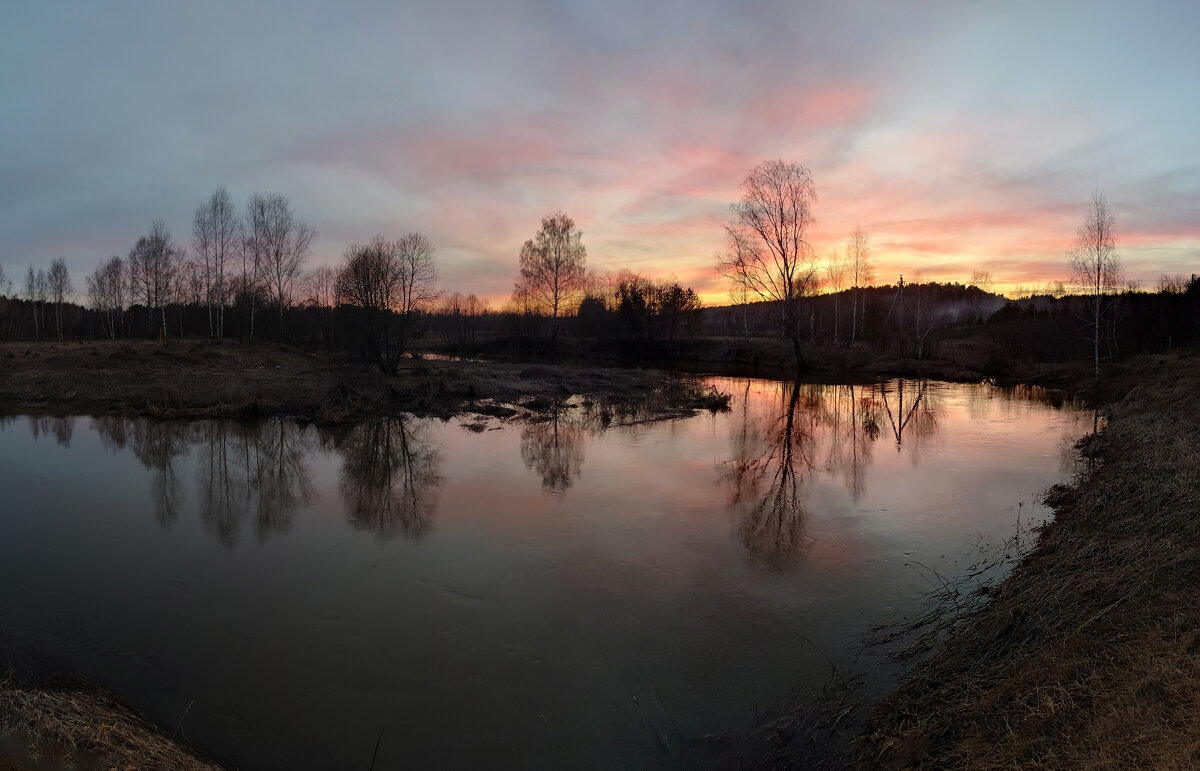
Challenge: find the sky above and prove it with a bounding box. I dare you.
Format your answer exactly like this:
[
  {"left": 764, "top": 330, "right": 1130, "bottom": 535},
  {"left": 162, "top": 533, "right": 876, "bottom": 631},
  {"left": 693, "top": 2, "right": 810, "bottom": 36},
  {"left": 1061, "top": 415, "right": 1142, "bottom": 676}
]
[{"left": 2, "top": 1, "right": 1198, "bottom": 305}]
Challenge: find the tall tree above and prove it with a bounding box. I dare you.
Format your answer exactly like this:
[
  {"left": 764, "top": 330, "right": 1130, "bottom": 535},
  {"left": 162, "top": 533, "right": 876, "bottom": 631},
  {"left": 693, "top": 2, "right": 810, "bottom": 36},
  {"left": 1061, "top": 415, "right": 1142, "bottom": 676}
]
[
  {"left": 1068, "top": 192, "right": 1122, "bottom": 377},
  {"left": 517, "top": 211, "right": 587, "bottom": 343},
  {"left": 338, "top": 233, "right": 439, "bottom": 374},
  {"left": 720, "top": 159, "right": 819, "bottom": 371},
  {"left": 194, "top": 186, "right": 239, "bottom": 340},
  {"left": 825, "top": 251, "right": 848, "bottom": 345},
  {"left": 128, "top": 220, "right": 181, "bottom": 340},
  {"left": 247, "top": 192, "right": 314, "bottom": 342},
  {"left": 846, "top": 225, "right": 873, "bottom": 343},
  {"left": 24, "top": 267, "right": 40, "bottom": 338},
  {"left": 47, "top": 257, "right": 72, "bottom": 340}
]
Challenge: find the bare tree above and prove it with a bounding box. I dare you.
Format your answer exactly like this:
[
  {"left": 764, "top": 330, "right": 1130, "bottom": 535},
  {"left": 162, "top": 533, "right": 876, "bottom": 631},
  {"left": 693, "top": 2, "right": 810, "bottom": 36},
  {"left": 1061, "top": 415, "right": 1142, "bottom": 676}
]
[
  {"left": 969, "top": 269, "right": 995, "bottom": 323},
  {"left": 824, "top": 251, "right": 848, "bottom": 345},
  {"left": 720, "top": 159, "right": 819, "bottom": 371},
  {"left": 517, "top": 211, "right": 587, "bottom": 343},
  {"left": 247, "top": 192, "right": 314, "bottom": 341},
  {"left": 304, "top": 264, "right": 340, "bottom": 348},
  {"left": 24, "top": 267, "right": 40, "bottom": 338},
  {"left": 86, "top": 257, "right": 128, "bottom": 339},
  {"left": 47, "top": 258, "right": 73, "bottom": 340},
  {"left": 847, "top": 225, "right": 873, "bottom": 343},
  {"left": 1068, "top": 192, "right": 1122, "bottom": 377},
  {"left": 716, "top": 249, "right": 753, "bottom": 341},
  {"left": 338, "top": 233, "right": 439, "bottom": 373},
  {"left": 194, "top": 186, "right": 239, "bottom": 340},
  {"left": 128, "top": 220, "right": 181, "bottom": 340}
]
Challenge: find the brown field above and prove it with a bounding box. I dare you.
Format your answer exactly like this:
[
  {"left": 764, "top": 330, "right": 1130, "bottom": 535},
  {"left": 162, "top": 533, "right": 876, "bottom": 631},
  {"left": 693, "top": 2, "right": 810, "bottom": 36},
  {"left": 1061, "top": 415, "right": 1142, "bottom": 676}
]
[{"left": 0, "top": 339, "right": 729, "bottom": 423}]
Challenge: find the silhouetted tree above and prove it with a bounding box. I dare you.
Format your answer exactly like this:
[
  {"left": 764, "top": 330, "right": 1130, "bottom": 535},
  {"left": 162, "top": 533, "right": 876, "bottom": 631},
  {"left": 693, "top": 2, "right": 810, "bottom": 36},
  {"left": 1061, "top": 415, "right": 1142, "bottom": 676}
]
[
  {"left": 248, "top": 192, "right": 314, "bottom": 342},
  {"left": 1068, "top": 192, "right": 1122, "bottom": 377},
  {"left": 847, "top": 225, "right": 873, "bottom": 342},
  {"left": 338, "top": 233, "right": 439, "bottom": 373},
  {"left": 193, "top": 186, "right": 239, "bottom": 339},
  {"left": 128, "top": 220, "right": 181, "bottom": 340},
  {"left": 516, "top": 211, "right": 586, "bottom": 343},
  {"left": 47, "top": 257, "right": 72, "bottom": 340},
  {"left": 721, "top": 159, "right": 819, "bottom": 371}
]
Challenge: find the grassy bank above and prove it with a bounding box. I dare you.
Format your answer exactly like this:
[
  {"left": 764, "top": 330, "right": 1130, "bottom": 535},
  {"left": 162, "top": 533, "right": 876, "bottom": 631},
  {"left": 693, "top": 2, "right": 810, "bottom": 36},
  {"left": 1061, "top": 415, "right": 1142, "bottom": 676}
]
[
  {"left": 0, "top": 339, "right": 730, "bottom": 423},
  {"left": 0, "top": 677, "right": 218, "bottom": 769},
  {"left": 859, "top": 351, "right": 1200, "bottom": 767}
]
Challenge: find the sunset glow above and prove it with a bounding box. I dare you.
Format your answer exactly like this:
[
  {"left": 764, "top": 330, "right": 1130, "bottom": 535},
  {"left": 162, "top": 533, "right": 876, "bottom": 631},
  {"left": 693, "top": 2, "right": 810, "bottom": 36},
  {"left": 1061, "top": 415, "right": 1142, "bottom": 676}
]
[{"left": 3, "top": 2, "right": 1197, "bottom": 306}]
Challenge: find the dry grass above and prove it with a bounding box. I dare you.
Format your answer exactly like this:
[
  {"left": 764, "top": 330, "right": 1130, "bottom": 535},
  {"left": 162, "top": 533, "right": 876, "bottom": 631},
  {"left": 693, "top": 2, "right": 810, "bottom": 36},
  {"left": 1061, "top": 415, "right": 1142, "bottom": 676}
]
[
  {"left": 861, "top": 352, "right": 1200, "bottom": 768},
  {"left": 0, "top": 340, "right": 726, "bottom": 424},
  {"left": 0, "top": 677, "right": 219, "bottom": 770}
]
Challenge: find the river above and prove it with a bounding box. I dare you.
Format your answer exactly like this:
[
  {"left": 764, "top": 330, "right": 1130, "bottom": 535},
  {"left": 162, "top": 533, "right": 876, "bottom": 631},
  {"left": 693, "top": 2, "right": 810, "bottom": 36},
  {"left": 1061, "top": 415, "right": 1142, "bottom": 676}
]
[{"left": 0, "top": 377, "right": 1089, "bottom": 769}]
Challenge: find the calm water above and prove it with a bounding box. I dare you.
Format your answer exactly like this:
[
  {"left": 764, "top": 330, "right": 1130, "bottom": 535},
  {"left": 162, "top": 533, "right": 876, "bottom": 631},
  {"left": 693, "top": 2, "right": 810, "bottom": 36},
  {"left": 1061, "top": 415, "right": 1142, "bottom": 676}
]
[{"left": 0, "top": 378, "right": 1088, "bottom": 769}]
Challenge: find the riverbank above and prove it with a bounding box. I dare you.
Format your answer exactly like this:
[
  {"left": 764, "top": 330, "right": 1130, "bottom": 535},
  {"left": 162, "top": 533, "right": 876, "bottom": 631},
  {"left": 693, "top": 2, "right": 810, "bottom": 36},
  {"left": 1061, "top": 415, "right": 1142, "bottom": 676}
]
[
  {"left": 0, "top": 678, "right": 218, "bottom": 769},
  {"left": 857, "top": 350, "right": 1200, "bottom": 767},
  {"left": 0, "top": 340, "right": 730, "bottom": 423}
]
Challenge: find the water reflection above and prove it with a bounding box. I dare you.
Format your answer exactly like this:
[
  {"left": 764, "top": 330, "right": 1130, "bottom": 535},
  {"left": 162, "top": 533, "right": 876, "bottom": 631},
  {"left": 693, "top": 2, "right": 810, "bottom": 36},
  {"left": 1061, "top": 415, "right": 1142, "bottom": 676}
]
[
  {"left": 519, "top": 401, "right": 585, "bottom": 493},
  {"left": 29, "top": 415, "right": 74, "bottom": 447},
  {"left": 87, "top": 417, "right": 318, "bottom": 543},
  {"left": 724, "top": 381, "right": 815, "bottom": 569},
  {"left": 329, "top": 416, "right": 442, "bottom": 540},
  {"left": 93, "top": 416, "right": 190, "bottom": 528},
  {"left": 721, "top": 379, "right": 945, "bottom": 568}
]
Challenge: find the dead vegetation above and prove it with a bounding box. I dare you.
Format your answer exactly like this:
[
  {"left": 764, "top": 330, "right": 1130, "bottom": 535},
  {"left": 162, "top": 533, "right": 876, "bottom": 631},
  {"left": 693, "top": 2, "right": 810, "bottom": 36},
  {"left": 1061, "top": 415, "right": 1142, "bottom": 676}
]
[
  {"left": 0, "top": 340, "right": 728, "bottom": 424},
  {"left": 860, "top": 352, "right": 1200, "bottom": 768},
  {"left": 0, "top": 677, "right": 219, "bottom": 770}
]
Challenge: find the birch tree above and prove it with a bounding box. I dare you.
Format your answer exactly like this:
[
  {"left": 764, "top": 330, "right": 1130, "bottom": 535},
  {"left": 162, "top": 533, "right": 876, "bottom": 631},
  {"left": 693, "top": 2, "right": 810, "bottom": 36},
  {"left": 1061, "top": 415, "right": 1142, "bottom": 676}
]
[
  {"left": 825, "top": 251, "right": 848, "bottom": 345},
  {"left": 193, "top": 186, "right": 239, "bottom": 340},
  {"left": 48, "top": 257, "right": 72, "bottom": 340},
  {"left": 129, "top": 220, "right": 181, "bottom": 340},
  {"left": 247, "top": 192, "right": 314, "bottom": 342},
  {"left": 517, "top": 211, "right": 586, "bottom": 343},
  {"left": 847, "top": 226, "right": 873, "bottom": 343},
  {"left": 1068, "top": 192, "right": 1122, "bottom": 377}
]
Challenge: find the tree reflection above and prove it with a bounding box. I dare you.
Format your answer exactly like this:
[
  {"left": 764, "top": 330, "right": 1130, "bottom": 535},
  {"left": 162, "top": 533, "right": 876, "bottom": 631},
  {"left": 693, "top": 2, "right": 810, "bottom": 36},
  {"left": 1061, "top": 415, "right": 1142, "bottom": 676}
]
[
  {"left": 91, "top": 417, "right": 192, "bottom": 528},
  {"left": 195, "top": 421, "right": 243, "bottom": 546},
  {"left": 815, "top": 383, "right": 878, "bottom": 502},
  {"left": 28, "top": 415, "right": 74, "bottom": 447},
  {"left": 240, "top": 418, "right": 315, "bottom": 538},
  {"left": 333, "top": 416, "right": 442, "bottom": 539},
  {"left": 875, "top": 380, "right": 940, "bottom": 462},
  {"left": 724, "top": 381, "right": 815, "bottom": 569},
  {"left": 89, "top": 416, "right": 315, "bottom": 542},
  {"left": 519, "top": 401, "right": 585, "bottom": 493},
  {"left": 722, "top": 378, "right": 944, "bottom": 569}
]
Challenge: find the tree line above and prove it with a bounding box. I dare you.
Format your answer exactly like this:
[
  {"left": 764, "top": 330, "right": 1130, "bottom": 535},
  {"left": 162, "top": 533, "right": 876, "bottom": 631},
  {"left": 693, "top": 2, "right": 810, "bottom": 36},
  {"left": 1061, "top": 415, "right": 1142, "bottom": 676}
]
[{"left": 1, "top": 164, "right": 1196, "bottom": 377}]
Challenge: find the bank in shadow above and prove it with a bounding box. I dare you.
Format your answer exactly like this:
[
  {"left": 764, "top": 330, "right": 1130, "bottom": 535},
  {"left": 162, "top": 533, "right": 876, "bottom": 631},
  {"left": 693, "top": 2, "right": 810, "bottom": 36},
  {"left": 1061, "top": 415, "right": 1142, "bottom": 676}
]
[
  {"left": 328, "top": 416, "right": 442, "bottom": 540},
  {"left": 519, "top": 401, "right": 586, "bottom": 494}
]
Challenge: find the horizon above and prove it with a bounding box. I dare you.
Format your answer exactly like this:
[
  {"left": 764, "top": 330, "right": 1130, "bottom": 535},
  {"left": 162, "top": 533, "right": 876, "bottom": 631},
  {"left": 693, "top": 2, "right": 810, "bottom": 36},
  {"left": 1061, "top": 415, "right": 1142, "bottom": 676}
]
[{"left": 3, "top": 2, "right": 1198, "bottom": 308}]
